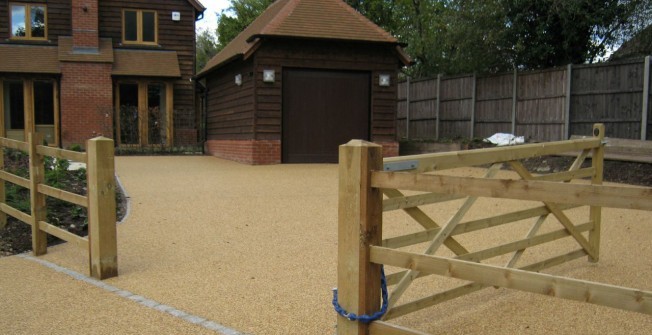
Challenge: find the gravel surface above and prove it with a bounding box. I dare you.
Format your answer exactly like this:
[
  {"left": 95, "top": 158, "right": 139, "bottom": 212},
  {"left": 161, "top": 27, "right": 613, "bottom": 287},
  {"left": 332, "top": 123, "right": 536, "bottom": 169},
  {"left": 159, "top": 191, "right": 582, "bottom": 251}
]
[{"left": 2, "top": 156, "right": 651, "bottom": 334}]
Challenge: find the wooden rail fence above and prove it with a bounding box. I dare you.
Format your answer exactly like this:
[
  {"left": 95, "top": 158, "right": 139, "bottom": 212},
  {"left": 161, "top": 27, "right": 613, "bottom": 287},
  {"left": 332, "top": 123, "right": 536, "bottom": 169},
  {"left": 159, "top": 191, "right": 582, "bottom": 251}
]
[
  {"left": 0, "top": 133, "right": 117, "bottom": 280},
  {"left": 336, "top": 124, "right": 652, "bottom": 335}
]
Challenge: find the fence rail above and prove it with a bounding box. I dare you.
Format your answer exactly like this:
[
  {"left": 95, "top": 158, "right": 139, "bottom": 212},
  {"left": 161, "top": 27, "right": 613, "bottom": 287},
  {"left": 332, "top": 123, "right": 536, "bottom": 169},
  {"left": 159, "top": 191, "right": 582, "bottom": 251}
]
[
  {"left": 398, "top": 56, "right": 652, "bottom": 142},
  {"left": 0, "top": 133, "right": 117, "bottom": 280},
  {"left": 336, "top": 124, "right": 652, "bottom": 335}
]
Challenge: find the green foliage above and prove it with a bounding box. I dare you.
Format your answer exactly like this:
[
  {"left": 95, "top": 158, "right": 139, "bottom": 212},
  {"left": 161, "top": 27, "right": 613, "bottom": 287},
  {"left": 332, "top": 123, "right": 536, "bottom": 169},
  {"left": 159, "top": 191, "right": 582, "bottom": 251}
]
[
  {"left": 200, "top": 0, "right": 651, "bottom": 78},
  {"left": 196, "top": 29, "right": 219, "bottom": 72},
  {"left": 67, "top": 144, "right": 83, "bottom": 152},
  {"left": 216, "top": 0, "right": 275, "bottom": 47}
]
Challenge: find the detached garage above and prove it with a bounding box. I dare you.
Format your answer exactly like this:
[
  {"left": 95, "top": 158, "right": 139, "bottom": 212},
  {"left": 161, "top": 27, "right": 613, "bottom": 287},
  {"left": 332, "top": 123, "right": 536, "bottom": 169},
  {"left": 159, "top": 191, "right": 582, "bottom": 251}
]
[{"left": 196, "top": 0, "right": 411, "bottom": 164}]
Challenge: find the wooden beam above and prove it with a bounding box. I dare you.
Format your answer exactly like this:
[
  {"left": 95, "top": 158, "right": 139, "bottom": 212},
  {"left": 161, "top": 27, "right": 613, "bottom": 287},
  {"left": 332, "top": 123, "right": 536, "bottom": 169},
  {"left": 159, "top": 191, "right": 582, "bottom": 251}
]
[
  {"left": 457, "top": 222, "right": 592, "bottom": 262},
  {"left": 28, "top": 133, "right": 47, "bottom": 255},
  {"left": 508, "top": 161, "right": 597, "bottom": 259},
  {"left": 369, "top": 321, "right": 431, "bottom": 335},
  {"left": 371, "top": 246, "right": 652, "bottom": 315},
  {"left": 38, "top": 221, "right": 88, "bottom": 251},
  {"left": 642, "top": 56, "right": 650, "bottom": 140},
  {"left": 0, "top": 137, "right": 29, "bottom": 151},
  {"left": 382, "top": 203, "right": 578, "bottom": 249},
  {"left": 371, "top": 171, "right": 652, "bottom": 211},
  {"left": 37, "top": 145, "right": 87, "bottom": 164},
  {"left": 382, "top": 137, "right": 600, "bottom": 172},
  {"left": 0, "top": 203, "right": 31, "bottom": 226},
  {"left": 383, "top": 189, "right": 468, "bottom": 255},
  {"left": 37, "top": 184, "right": 88, "bottom": 208},
  {"left": 384, "top": 249, "right": 587, "bottom": 320},
  {"left": 564, "top": 64, "right": 572, "bottom": 140},
  {"left": 590, "top": 124, "right": 605, "bottom": 262},
  {"left": 506, "top": 214, "right": 547, "bottom": 268},
  {"left": 0, "top": 131, "right": 4, "bottom": 229},
  {"left": 511, "top": 69, "right": 517, "bottom": 134},
  {"left": 435, "top": 74, "right": 441, "bottom": 140},
  {"left": 337, "top": 140, "right": 383, "bottom": 335},
  {"left": 383, "top": 192, "right": 464, "bottom": 212},
  {"left": 386, "top": 165, "right": 501, "bottom": 313},
  {"left": 87, "top": 137, "right": 118, "bottom": 280}
]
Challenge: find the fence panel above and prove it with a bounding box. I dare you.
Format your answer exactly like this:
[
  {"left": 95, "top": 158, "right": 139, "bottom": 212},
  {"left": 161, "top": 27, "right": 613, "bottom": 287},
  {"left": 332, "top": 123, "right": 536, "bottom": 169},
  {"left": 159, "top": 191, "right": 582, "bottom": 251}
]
[
  {"left": 570, "top": 60, "right": 645, "bottom": 139},
  {"left": 398, "top": 56, "right": 651, "bottom": 142},
  {"left": 475, "top": 73, "right": 514, "bottom": 138},
  {"left": 439, "top": 75, "right": 473, "bottom": 139},
  {"left": 515, "top": 69, "right": 567, "bottom": 141}
]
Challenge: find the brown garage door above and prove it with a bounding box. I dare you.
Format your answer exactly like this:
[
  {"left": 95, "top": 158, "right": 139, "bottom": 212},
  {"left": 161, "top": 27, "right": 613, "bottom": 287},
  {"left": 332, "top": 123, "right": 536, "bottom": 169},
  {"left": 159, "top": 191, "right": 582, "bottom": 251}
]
[{"left": 282, "top": 69, "right": 370, "bottom": 163}]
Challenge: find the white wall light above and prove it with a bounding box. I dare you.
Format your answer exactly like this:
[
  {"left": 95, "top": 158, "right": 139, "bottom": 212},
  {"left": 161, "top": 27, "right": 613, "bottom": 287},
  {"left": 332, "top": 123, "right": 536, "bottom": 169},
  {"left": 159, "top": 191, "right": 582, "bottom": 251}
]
[
  {"left": 263, "top": 69, "right": 275, "bottom": 83},
  {"left": 379, "top": 74, "right": 391, "bottom": 87},
  {"left": 171, "top": 12, "right": 181, "bottom": 21},
  {"left": 235, "top": 74, "right": 242, "bottom": 86}
]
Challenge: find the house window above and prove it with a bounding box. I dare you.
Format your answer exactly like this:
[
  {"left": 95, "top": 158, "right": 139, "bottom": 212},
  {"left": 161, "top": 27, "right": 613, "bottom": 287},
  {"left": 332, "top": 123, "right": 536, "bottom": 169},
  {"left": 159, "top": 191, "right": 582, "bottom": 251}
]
[
  {"left": 122, "top": 9, "right": 157, "bottom": 45},
  {"left": 10, "top": 3, "right": 47, "bottom": 40},
  {"left": 115, "top": 81, "right": 172, "bottom": 146},
  {"left": 0, "top": 79, "right": 58, "bottom": 145}
]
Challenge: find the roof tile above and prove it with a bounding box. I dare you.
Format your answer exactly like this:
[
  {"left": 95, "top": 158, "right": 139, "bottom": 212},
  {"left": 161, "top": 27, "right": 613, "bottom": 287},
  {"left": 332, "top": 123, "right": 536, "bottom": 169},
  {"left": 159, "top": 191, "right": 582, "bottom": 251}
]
[{"left": 198, "top": 0, "right": 404, "bottom": 76}]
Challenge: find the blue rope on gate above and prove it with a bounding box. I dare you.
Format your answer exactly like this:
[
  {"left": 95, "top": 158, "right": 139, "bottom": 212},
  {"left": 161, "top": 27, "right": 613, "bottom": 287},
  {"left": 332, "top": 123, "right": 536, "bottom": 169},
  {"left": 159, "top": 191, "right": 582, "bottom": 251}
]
[{"left": 332, "top": 265, "right": 388, "bottom": 324}]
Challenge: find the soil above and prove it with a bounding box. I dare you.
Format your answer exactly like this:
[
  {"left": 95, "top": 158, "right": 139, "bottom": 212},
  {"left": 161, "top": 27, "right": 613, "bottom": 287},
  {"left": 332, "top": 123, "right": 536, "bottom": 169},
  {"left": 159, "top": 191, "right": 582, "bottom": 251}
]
[{"left": 0, "top": 152, "right": 127, "bottom": 257}]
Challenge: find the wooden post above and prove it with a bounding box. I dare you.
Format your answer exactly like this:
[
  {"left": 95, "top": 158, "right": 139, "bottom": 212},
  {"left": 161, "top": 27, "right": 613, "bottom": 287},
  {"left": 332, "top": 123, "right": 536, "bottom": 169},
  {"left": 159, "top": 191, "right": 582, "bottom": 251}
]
[
  {"left": 0, "top": 80, "right": 5, "bottom": 229},
  {"left": 337, "top": 140, "right": 383, "bottom": 335},
  {"left": 642, "top": 55, "right": 650, "bottom": 140},
  {"left": 28, "top": 132, "right": 47, "bottom": 255},
  {"left": 406, "top": 76, "right": 410, "bottom": 140},
  {"left": 511, "top": 69, "right": 518, "bottom": 135},
  {"left": 435, "top": 74, "right": 442, "bottom": 140},
  {"left": 589, "top": 124, "right": 605, "bottom": 263},
  {"left": 564, "top": 64, "right": 572, "bottom": 140},
  {"left": 470, "top": 73, "right": 476, "bottom": 139},
  {"left": 87, "top": 136, "right": 118, "bottom": 279}
]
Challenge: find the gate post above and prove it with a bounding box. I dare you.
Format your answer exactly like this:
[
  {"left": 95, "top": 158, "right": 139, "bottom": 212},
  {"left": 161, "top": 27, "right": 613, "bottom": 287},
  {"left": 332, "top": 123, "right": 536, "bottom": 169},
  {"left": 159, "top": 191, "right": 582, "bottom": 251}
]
[
  {"left": 589, "top": 124, "right": 605, "bottom": 262},
  {"left": 87, "top": 136, "right": 118, "bottom": 279},
  {"left": 337, "top": 140, "right": 383, "bottom": 335}
]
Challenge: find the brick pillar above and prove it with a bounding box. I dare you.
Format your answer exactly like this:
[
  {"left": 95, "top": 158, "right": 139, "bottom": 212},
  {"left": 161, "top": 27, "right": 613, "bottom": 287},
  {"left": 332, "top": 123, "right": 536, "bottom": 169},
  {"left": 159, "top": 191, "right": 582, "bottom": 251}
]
[
  {"left": 71, "top": 0, "right": 99, "bottom": 49},
  {"left": 59, "top": 62, "right": 113, "bottom": 148}
]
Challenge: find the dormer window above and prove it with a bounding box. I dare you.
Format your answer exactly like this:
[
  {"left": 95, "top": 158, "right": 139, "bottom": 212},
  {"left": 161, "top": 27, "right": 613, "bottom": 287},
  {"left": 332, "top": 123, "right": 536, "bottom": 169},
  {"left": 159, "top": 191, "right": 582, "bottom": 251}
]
[
  {"left": 122, "top": 9, "right": 157, "bottom": 45},
  {"left": 10, "top": 3, "right": 47, "bottom": 40}
]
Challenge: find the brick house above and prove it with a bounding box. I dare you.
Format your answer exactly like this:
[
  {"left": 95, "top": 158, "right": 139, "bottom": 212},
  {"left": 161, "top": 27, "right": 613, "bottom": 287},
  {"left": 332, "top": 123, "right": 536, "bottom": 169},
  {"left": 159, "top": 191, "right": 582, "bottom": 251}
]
[
  {"left": 0, "top": 0, "right": 205, "bottom": 148},
  {"left": 196, "top": 0, "right": 410, "bottom": 164}
]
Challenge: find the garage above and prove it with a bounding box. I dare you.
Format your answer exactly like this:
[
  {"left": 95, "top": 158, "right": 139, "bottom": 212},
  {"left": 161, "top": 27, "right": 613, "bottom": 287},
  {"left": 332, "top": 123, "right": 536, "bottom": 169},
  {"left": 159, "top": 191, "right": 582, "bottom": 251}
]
[
  {"left": 197, "top": 0, "right": 410, "bottom": 164},
  {"left": 282, "top": 69, "right": 370, "bottom": 163}
]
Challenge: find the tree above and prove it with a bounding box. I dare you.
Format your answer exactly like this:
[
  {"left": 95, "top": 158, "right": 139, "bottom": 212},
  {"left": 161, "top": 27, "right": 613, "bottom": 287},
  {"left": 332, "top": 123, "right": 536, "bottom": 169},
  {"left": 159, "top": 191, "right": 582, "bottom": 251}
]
[
  {"left": 196, "top": 29, "right": 219, "bottom": 72},
  {"left": 216, "top": 0, "right": 275, "bottom": 48}
]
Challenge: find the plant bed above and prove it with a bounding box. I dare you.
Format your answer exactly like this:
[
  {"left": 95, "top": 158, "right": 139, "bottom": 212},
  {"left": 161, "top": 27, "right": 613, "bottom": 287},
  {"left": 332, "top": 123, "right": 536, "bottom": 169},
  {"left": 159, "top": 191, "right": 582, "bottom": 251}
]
[{"left": 0, "top": 149, "right": 126, "bottom": 257}]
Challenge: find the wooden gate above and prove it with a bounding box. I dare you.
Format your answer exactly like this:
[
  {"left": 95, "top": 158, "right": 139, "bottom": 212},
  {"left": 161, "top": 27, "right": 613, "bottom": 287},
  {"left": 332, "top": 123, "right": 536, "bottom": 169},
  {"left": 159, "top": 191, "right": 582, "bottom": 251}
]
[{"left": 336, "top": 124, "right": 652, "bottom": 335}]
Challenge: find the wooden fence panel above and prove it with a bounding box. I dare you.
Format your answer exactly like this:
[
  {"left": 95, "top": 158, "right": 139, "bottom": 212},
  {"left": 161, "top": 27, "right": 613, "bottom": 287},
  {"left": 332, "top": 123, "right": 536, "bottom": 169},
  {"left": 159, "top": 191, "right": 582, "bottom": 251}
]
[
  {"left": 475, "top": 74, "right": 514, "bottom": 138},
  {"left": 570, "top": 60, "right": 645, "bottom": 139},
  {"left": 398, "top": 56, "right": 652, "bottom": 142},
  {"left": 515, "top": 69, "right": 567, "bottom": 141},
  {"left": 439, "top": 76, "right": 473, "bottom": 138}
]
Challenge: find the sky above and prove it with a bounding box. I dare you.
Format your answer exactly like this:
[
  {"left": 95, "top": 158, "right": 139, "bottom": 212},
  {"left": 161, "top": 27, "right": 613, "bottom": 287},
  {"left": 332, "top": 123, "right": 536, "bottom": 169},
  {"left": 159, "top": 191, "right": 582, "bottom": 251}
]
[{"left": 196, "top": 0, "right": 231, "bottom": 33}]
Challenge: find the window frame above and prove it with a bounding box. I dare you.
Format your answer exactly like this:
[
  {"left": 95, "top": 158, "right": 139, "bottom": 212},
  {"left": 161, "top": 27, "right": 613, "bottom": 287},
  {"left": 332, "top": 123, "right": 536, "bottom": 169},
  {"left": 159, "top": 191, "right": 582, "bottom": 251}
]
[
  {"left": 121, "top": 9, "right": 158, "bottom": 45},
  {"left": 8, "top": 3, "right": 48, "bottom": 41}
]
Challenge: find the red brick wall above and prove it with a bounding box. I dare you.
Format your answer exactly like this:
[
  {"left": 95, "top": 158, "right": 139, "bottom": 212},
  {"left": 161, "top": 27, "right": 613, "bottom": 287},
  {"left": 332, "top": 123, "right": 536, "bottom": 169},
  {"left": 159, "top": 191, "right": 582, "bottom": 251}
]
[
  {"left": 60, "top": 62, "right": 113, "bottom": 147},
  {"left": 205, "top": 140, "right": 281, "bottom": 165},
  {"left": 205, "top": 139, "right": 398, "bottom": 165},
  {"left": 72, "top": 0, "right": 99, "bottom": 48}
]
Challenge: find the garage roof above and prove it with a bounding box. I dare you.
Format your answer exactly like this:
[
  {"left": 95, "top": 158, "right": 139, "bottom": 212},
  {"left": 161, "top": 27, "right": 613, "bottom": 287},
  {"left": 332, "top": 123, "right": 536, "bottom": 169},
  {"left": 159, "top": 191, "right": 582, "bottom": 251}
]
[{"left": 197, "top": 0, "right": 409, "bottom": 77}]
